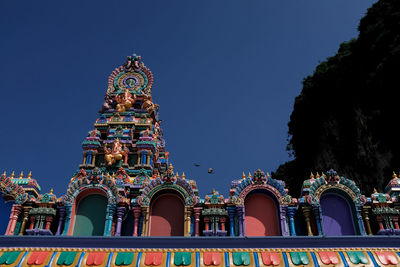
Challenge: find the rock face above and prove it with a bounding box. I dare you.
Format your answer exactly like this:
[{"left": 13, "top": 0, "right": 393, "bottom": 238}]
[{"left": 274, "top": 0, "right": 400, "bottom": 195}]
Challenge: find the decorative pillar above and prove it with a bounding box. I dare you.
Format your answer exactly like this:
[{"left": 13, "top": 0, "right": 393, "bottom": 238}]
[
  {"left": 227, "top": 207, "right": 236, "bottom": 236},
  {"left": 141, "top": 207, "right": 149, "bottom": 236},
  {"left": 287, "top": 207, "right": 296, "bottom": 236},
  {"left": 132, "top": 207, "right": 141, "bottom": 236},
  {"left": 184, "top": 207, "right": 192, "bottom": 236},
  {"left": 312, "top": 205, "right": 323, "bottom": 236},
  {"left": 29, "top": 216, "right": 36, "bottom": 230},
  {"left": 279, "top": 205, "right": 289, "bottom": 236},
  {"left": 137, "top": 151, "right": 141, "bottom": 165},
  {"left": 146, "top": 152, "right": 152, "bottom": 165},
  {"left": 45, "top": 216, "right": 53, "bottom": 230},
  {"left": 62, "top": 204, "right": 72, "bottom": 236},
  {"left": 92, "top": 152, "right": 97, "bottom": 166},
  {"left": 393, "top": 216, "right": 400, "bottom": 230},
  {"left": 355, "top": 205, "right": 367, "bottom": 235},
  {"left": 104, "top": 204, "right": 116, "bottom": 236},
  {"left": 362, "top": 207, "right": 373, "bottom": 235},
  {"left": 6, "top": 204, "right": 22, "bottom": 236},
  {"left": 376, "top": 216, "right": 384, "bottom": 231},
  {"left": 220, "top": 217, "right": 226, "bottom": 231},
  {"left": 236, "top": 206, "right": 245, "bottom": 237},
  {"left": 301, "top": 206, "right": 313, "bottom": 236},
  {"left": 18, "top": 206, "right": 31, "bottom": 235},
  {"left": 193, "top": 207, "right": 202, "bottom": 237},
  {"left": 56, "top": 206, "right": 66, "bottom": 236},
  {"left": 204, "top": 217, "right": 210, "bottom": 231},
  {"left": 115, "top": 207, "right": 126, "bottom": 237},
  {"left": 82, "top": 152, "right": 87, "bottom": 165}
]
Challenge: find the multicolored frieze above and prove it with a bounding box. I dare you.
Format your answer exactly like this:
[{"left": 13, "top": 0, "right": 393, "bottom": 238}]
[{"left": 1, "top": 55, "right": 400, "bottom": 247}]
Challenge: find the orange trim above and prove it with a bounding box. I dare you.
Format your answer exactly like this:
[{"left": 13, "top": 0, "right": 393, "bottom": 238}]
[
  {"left": 375, "top": 251, "right": 399, "bottom": 265},
  {"left": 26, "top": 252, "right": 50, "bottom": 265},
  {"left": 86, "top": 252, "right": 106, "bottom": 266},
  {"left": 318, "top": 252, "right": 339, "bottom": 265},
  {"left": 145, "top": 252, "right": 163, "bottom": 266},
  {"left": 260, "top": 252, "right": 280, "bottom": 266},
  {"left": 203, "top": 252, "right": 221, "bottom": 266}
]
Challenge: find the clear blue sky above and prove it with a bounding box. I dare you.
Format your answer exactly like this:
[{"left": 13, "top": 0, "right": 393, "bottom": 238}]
[{"left": 0, "top": 0, "right": 376, "bottom": 198}]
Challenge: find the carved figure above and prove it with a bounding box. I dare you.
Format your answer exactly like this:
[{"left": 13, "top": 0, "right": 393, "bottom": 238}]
[
  {"left": 104, "top": 139, "right": 124, "bottom": 166},
  {"left": 125, "top": 55, "right": 141, "bottom": 71},
  {"left": 101, "top": 94, "right": 115, "bottom": 112},
  {"left": 115, "top": 89, "right": 136, "bottom": 113},
  {"left": 142, "top": 98, "right": 159, "bottom": 118}
]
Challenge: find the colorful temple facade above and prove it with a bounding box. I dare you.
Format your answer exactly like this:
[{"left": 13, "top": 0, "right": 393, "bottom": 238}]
[{"left": 1, "top": 55, "right": 400, "bottom": 267}]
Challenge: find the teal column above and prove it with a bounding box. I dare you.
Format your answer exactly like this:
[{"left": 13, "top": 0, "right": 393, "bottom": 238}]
[
  {"left": 104, "top": 204, "right": 116, "bottom": 236},
  {"left": 227, "top": 207, "right": 236, "bottom": 236},
  {"left": 62, "top": 204, "right": 72, "bottom": 236},
  {"left": 287, "top": 207, "right": 296, "bottom": 236}
]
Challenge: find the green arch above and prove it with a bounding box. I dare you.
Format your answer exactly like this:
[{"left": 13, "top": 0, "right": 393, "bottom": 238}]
[{"left": 73, "top": 194, "right": 107, "bottom": 236}]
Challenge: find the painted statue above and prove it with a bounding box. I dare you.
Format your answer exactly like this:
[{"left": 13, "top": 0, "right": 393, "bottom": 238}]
[
  {"left": 104, "top": 139, "right": 125, "bottom": 166},
  {"left": 115, "top": 89, "right": 136, "bottom": 113}
]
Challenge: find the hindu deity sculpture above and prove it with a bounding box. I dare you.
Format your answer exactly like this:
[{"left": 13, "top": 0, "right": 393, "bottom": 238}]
[
  {"left": 104, "top": 139, "right": 127, "bottom": 166},
  {"left": 115, "top": 89, "right": 136, "bottom": 113},
  {"left": 141, "top": 96, "right": 158, "bottom": 118}
]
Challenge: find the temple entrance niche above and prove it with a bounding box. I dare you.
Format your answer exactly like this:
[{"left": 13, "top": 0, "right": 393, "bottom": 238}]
[
  {"left": 73, "top": 194, "right": 107, "bottom": 236},
  {"left": 244, "top": 191, "right": 280, "bottom": 236},
  {"left": 0, "top": 198, "right": 13, "bottom": 234},
  {"left": 149, "top": 191, "right": 184, "bottom": 236},
  {"left": 320, "top": 191, "right": 356, "bottom": 236}
]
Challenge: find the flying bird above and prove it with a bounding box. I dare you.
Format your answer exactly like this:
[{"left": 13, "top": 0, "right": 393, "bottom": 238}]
[
  {"left": 194, "top": 163, "right": 200, "bottom": 167},
  {"left": 208, "top": 168, "right": 214, "bottom": 174}
]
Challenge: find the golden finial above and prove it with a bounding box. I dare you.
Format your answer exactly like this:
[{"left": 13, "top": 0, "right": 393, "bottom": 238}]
[
  {"left": 50, "top": 188, "right": 54, "bottom": 194},
  {"left": 266, "top": 172, "right": 270, "bottom": 178},
  {"left": 28, "top": 171, "right": 32, "bottom": 178},
  {"left": 248, "top": 172, "right": 252, "bottom": 178},
  {"left": 310, "top": 172, "right": 314, "bottom": 179},
  {"left": 11, "top": 171, "right": 15, "bottom": 178},
  {"left": 212, "top": 188, "right": 216, "bottom": 194},
  {"left": 393, "top": 171, "right": 397, "bottom": 178},
  {"left": 316, "top": 172, "right": 320, "bottom": 178},
  {"left": 175, "top": 172, "right": 179, "bottom": 178},
  {"left": 322, "top": 173, "right": 327, "bottom": 178},
  {"left": 242, "top": 172, "right": 246, "bottom": 180},
  {"left": 2, "top": 171, "right": 6, "bottom": 176},
  {"left": 182, "top": 172, "right": 186, "bottom": 179},
  {"left": 373, "top": 188, "right": 378, "bottom": 193},
  {"left": 19, "top": 171, "right": 24, "bottom": 178}
]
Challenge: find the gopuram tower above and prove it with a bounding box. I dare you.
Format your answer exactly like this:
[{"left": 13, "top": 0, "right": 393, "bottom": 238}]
[{"left": 52, "top": 55, "right": 199, "bottom": 237}]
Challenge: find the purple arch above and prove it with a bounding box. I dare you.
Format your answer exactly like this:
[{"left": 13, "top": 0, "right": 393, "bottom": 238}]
[{"left": 320, "top": 193, "right": 356, "bottom": 236}]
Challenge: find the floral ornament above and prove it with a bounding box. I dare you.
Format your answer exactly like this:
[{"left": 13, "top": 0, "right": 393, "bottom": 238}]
[
  {"left": 326, "top": 169, "right": 340, "bottom": 183},
  {"left": 253, "top": 169, "right": 266, "bottom": 184}
]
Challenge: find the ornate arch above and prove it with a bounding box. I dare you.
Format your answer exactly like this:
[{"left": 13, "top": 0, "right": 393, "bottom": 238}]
[
  {"left": 107, "top": 54, "right": 153, "bottom": 95},
  {"left": 231, "top": 170, "right": 294, "bottom": 206},
  {"left": 63, "top": 169, "right": 119, "bottom": 205},
  {"left": 137, "top": 177, "right": 198, "bottom": 207},
  {"left": 0, "top": 173, "right": 29, "bottom": 204},
  {"left": 307, "top": 170, "right": 365, "bottom": 205}
]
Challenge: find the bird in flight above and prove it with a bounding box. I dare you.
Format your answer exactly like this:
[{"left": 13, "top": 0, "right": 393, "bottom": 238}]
[
  {"left": 208, "top": 168, "right": 214, "bottom": 174},
  {"left": 194, "top": 163, "right": 200, "bottom": 167}
]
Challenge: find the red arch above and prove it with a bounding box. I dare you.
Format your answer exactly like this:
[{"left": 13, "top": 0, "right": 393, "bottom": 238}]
[
  {"left": 149, "top": 193, "right": 184, "bottom": 236},
  {"left": 244, "top": 193, "right": 280, "bottom": 236}
]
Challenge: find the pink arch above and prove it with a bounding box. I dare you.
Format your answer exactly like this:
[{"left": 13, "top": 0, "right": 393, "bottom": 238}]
[
  {"left": 245, "top": 193, "right": 280, "bottom": 236},
  {"left": 148, "top": 193, "right": 185, "bottom": 236}
]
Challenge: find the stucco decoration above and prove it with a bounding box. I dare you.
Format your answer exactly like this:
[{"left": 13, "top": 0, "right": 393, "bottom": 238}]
[
  {"left": 63, "top": 168, "right": 119, "bottom": 205},
  {"left": 307, "top": 169, "right": 366, "bottom": 205},
  {"left": 137, "top": 177, "right": 198, "bottom": 207}
]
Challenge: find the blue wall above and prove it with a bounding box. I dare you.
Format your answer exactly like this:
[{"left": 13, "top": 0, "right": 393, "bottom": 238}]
[{"left": 0, "top": 196, "right": 13, "bottom": 235}]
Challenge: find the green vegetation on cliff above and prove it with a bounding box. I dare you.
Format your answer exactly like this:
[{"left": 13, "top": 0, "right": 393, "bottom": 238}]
[{"left": 274, "top": 0, "right": 400, "bottom": 195}]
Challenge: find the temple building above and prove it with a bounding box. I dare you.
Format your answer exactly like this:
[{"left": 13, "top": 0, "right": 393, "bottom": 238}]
[{"left": 1, "top": 55, "right": 400, "bottom": 267}]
